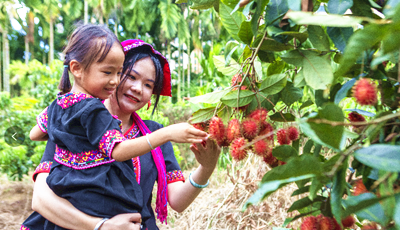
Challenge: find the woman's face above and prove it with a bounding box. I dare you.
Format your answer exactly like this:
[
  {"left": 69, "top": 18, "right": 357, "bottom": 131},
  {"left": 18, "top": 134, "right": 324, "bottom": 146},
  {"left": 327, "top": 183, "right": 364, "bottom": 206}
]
[{"left": 115, "top": 56, "right": 156, "bottom": 113}]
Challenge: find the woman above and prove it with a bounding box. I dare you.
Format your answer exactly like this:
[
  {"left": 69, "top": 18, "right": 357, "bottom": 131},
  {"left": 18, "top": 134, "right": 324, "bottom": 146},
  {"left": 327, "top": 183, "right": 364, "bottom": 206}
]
[{"left": 30, "top": 39, "right": 221, "bottom": 230}]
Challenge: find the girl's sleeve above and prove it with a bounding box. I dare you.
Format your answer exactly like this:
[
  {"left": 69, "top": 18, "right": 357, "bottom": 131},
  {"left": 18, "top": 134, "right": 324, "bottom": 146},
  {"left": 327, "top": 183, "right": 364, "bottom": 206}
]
[
  {"left": 36, "top": 107, "right": 49, "bottom": 133},
  {"left": 32, "top": 140, "right": 56, "bottom": 182},
  {"left": 80, "top": 100, "right": 125, "bottom": 158}
]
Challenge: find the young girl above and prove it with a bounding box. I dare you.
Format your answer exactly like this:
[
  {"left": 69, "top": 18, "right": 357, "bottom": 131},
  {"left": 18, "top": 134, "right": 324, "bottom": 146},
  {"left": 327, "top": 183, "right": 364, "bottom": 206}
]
[{"left": 23, "top": 25, "right": 207, "bottom": 230}]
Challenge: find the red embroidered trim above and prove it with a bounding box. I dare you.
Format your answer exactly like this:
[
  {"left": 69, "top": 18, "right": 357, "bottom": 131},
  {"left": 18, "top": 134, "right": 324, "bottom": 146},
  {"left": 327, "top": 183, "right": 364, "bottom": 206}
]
[
  {"left": 54, "top": 145, "right": 115, "bottom": 170},
  {"left": 56, "top": 92, "right": 94, "bottom": 109},
  {"left": 21, "top": 225, "right": 30, "bottom": 230},
  {"left": 99, "top": 130, "right": 125, "bottom": 158},
  {"left": 132, "top": 157, "right": 140, "bottom": 184},
  {"left": 166, "top": 170, "right": 185, "bottom": 184},
  {"left": 32, "top": 161, "right": 53, "bottom": 182},
  {"left": 36, "top": 107, "right": 48, "bottom": 133}
]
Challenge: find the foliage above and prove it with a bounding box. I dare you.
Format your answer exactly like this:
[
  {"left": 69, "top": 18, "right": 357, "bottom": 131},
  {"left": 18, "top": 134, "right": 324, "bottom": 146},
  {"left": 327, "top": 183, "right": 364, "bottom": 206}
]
[{"left": 187, "top": 0, "right": 400, "bottom": 228}]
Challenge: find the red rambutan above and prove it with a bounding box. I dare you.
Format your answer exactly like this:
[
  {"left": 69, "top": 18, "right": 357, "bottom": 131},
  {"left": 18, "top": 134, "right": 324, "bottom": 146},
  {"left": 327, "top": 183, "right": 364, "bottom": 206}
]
[
  {"left": 253, "top": 139, "right": 271, "bottom": 157},
  {"left": 259, "top": 121, "right": 274, "bottom": 141},
  {"left": 209, "top": 117, "right": 226, "bottom": 146},
  {"left": 287, "top": 126, "right": 299, "bottom": 141},
  {"left": 352, "top": 78, "right": 378, "bottom": 106},
  {"left": 277, "top": 128, "right": 291, "bottom": 145},
  {"left": 341, "top": 216, "right": 355, "bottom": 228},
  {"left": 300, "top": 216, "right": 319, "bottom": 230},
  {"left": 247, "top": 108, "right": 269, "bottom": 124},
  {"left": 241, "top": 119, "right": 259, "bottom": 141},
  {"left": 348, "top": 112, "right": 366, "bottom": 122},
  {"left": 193, "top": 123, "right": 206, "bottom": 132},
  {"left": 226, "top": 119, "right": 241, "bottom": 143},
  {"left": 361, "top": 223, "right": 378, "bottom": 230},
  {"left": 263, "top": 151, "right": 279, "bottom": 167},
  {"left": 353, "top": 179, "right": 368, "bottom": 196},
  {"left": 230, "top": 137, "right": 248, "bottom": 161},
  {"left": 231, "top": 73, "right": 247, "bottom": 90}
]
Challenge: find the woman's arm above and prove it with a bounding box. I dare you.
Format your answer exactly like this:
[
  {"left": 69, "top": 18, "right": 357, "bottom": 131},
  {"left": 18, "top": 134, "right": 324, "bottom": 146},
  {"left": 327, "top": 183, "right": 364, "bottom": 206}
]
[
  {"left": 112, "top": 123, "right": 208, "bottom": 162},
  {"left": 32, "top": 173, "right": 141, "bottom": 230},
  {"left": 167, "top": 138, "right": 221, "bottom": 213},
  {"left": 29, "top": 125, "right": 48, "bottom": 141}
]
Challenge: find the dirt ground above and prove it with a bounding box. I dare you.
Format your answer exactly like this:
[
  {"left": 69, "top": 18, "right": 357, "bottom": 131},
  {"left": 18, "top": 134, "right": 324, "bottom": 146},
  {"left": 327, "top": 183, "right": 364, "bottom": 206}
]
[{"left": 0, "top": 155, "right": 302, "bottom": 230}]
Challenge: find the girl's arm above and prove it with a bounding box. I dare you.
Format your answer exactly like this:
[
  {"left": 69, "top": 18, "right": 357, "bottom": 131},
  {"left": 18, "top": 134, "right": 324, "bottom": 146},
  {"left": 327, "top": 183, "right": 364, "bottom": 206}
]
[
  {"left": 32, "top": 173, "right": 142, "bottom": 230},
  {"left": 167, "top": 138, "right": 221, "bottom": 212},
  {"left": 112, "top": 123, "right": 208, "bottom": 162},
  {"left": 29, "top": 125, "right": 49, "bottom": 141}
]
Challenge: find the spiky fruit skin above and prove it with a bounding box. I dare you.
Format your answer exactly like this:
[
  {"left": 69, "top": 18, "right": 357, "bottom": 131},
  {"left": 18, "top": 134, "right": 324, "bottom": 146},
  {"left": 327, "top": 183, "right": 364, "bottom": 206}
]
[
  {"left": 259, "top": 121, "right": 274, "bottom": 141},
  {"left": 341, "top": 216, "right": 355, "bottom": 228},
  {"left": 253, "top": 139, "right": 270, "bottom": 157},
  {"left": 277, "top": 128, "right": 291, "bottom": 145},
  {"left": 361, "top": 223, "right": 378, "bottom": 230},
  {"left": 231, "top": 73, "right": 247, "bottom": 90},
  {"left": 352, "top": 78, "right": 378, "bottom": 106},
  {"left": 287, "top": 126, "right": 299, "bottom": 141},
  {"left": 263, "top": 152, "right": 278, "bottom": 168},
  {"left": 319, "top": 216, "right": 335, "bottom": 230},
  {"left": 226, "top": 119, "right": 241, "bottom": 143},
  {"left": 248, "top": 108, "right": 268, "bottom": 124},
  {"left": 348, "top": 112, "right": 366, "bottom": 122},
  {"left": 353, "top": 179, "right": 368, "bottom": 196},
  {"left": 209, "top": 117, "right": 226, "bottom": 146},
  {"left": 193, "top": 123, "right": 206, "bottom": 132},
  {"left": 241, "top": 119, "right": 259, "bottom": 141},
  {"left": 230, "top": 137, "right": 248, "bottom": 161},
  {"left": 300, "top": 216, "right": 319, "bottom": 230}
]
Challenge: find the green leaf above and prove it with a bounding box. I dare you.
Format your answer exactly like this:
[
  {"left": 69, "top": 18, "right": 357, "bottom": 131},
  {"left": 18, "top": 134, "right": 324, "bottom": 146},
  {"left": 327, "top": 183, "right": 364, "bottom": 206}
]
[
  {"left": 221, "top": 90, "right": 256, "bottom": 107},
  {"left": 327, "top": 0, "right": 353, "bottom": 14},
  {"left": 267, "top": 60, "right": 286, "bottom": 76},
  {"left": 244, "top": 174, "right": 315, "bottom": 208},
  {"left": 218, "top": 106, "right": 232, "bottom": 124},
  {"left": 354, "top": 144, "right": 400, "bottom": 172},
  {"left": 276, "top": 31, "right": 308, "bottom": 43},
  {"left": 281, "top": 50, "right": 304, "bottom": 67},
  {"left": 288, "top": 196, "right": 325, "bottom": 212},
  {"left": 299, "top": 103, "right": 344, "bottom": 151},
  {"left": 395, "top": 193, "right": 400, "bottom": 230},
  {"left": 291, "top": 186, "right": 310, "bottom": 196},
  {"left": 294, "top": 70, "right": 306, "bottom": 88},
  {"left": 334, "top": 78, "right": 356, "bottom": 104},
  {"left": 259, "top": 39, "right": 293, "bottom": 52},
  {"left": 308, "top": 25, "right": 330, "bottom": 51},
  {"left": 251, "top": 0, "right": 269, "bottom": 35},
  {"left": 382, "top": 23, "right": 400, "bottom": 54},
  {"left": 258, "top": 50, "right": 276, "bottom": 63},
  {"left": 219, "top": 2, "right": 245, "bottom": 41},
  {"left": 239, "top": 21, "right": 253, "bottom": 45},
  {"left": 265, "top": 0, "right": 289, "bottom": 26},
  {"left": 287, "top": 11, "right": 363, "bottom": 27},
  {"left": 343, "top": 193, "right": 391, "bottom": 225},
  {"left": 188, "top": 88, "right": 231, "bottom": 104},
  {"left": 272, "top": 145, "right": 298, "bottom": 161},
  {"left": 191, "top": 0, "right": 219, "bottom": 9},
  {"left": 188, "top": 107, "right": 216, "bottom": 124},
  {"left": 331, "top": 158, "right": 348, "bottom": 224},
  {"left": 269, "top": 112, "right": 296, "bottom": 122},
  {"left": 281, "top": 82, "right": 303, "bottom": 106},
  {"left": 213, "top": 55, "right": 241, "bottom": 76},
  {"left": 327, "top": 27, "right": 353, "bottom": 52},
  {"left": 383, "top": 0, "right": 400, "bottom": 17},
  {"left": 259, "top": 74, "right": 287, "bottom": 95},
  {"left": 302, "top": 51, "right": 333, "bottom": 90},
  {"left": 336, "top": 24, "right": 388, "bottom": 77}
]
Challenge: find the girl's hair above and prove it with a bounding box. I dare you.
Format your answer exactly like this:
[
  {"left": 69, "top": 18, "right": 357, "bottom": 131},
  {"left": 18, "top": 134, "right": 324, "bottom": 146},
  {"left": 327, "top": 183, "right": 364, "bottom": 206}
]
[
  {"left": 60, "top": 24, "right": 122, "bottom": 94},
  {"left": 117, "top": 46, "right": 164, "bottom": 115}
]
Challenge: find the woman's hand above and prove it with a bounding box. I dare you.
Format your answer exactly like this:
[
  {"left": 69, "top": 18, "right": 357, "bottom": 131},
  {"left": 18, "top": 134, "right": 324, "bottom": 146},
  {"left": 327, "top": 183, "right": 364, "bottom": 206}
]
[
  {"left": 190, "top": 138, "right": 221, "bottom": 170},
  {"left": 101, "top": 213, "right": 142, "bottom": 230},
  {"left": 166, "top": 123, "right": 208, "bottom": 144}
]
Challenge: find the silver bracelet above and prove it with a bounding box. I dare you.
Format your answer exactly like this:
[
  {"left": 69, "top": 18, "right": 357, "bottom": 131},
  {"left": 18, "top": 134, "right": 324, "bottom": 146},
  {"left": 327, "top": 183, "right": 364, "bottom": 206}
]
[
  {"left": 94, "top": 218, "right": 109, "bottom": 230},
  {"left": 189, "top": 172, "right": 209, "bottom": 188},
  {"left": 145, "top": 133, "right": 155, "bottom": 150}
]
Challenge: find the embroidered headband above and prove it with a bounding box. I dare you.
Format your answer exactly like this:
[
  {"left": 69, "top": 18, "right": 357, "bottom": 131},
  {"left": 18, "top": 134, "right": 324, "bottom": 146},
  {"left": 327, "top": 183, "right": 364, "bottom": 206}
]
[{"left": 121, "top": 39, "right": 172, "bottom": 97}]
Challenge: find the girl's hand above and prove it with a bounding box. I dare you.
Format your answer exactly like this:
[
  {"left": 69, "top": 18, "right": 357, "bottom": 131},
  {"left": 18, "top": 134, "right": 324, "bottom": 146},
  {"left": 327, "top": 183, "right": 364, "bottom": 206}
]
[
  {"left": 101, "top": 213, "right": 142, "bottom": 230},
  {"left": 167, "top": 123, "right": 208, "bottom": 144},
  {"left": 190, "top": 138, "right": 221, "bottom": 170}
]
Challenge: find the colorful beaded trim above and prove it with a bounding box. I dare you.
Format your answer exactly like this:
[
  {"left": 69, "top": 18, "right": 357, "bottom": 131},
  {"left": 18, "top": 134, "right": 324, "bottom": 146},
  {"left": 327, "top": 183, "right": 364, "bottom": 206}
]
[
  {"left": 56, "top": 92, "right": 94, "bottom": 109},
  {"left": 21, "top": 225, "right": 29, "bottom": 230},
  {"left": 36, "top": 107, "right": 48, "bottom": 133},
  {"left": 32, "top": 161, "right": 53, "bottom": 182},
  {"left": 166, "top": 170, "right": 185, "bottom": 184},
  {"left": 132, "top": 157, "right": 141, "bottom": 184},
  {"left": 99, "top": 129, "right": 126, "bottom": 158}
]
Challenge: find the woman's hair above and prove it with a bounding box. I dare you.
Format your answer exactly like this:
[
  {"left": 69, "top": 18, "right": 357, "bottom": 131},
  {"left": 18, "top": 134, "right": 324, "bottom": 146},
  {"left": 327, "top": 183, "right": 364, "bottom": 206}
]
[
  {"left": 117, "top": 46, "right": 164, "bottom": 115},
  {"left": 59, "top": 24, "right": 122, "bottom": 94}
]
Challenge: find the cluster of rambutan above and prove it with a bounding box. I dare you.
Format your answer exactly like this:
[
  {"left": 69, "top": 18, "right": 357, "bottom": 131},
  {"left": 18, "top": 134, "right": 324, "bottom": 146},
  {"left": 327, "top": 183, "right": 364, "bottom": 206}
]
[
  {"left": 352, "top": 78, "right": 378, "bottom": 106},
  {"left": 300, "top": 214, "right": 355, "bottom": 230},
  {"left": 276, "top": 126, "right": 299, "bottom": 145}
]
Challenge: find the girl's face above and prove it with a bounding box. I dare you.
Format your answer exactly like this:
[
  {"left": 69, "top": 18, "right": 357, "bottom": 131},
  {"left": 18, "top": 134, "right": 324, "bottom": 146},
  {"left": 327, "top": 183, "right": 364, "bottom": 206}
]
[
  {"left": 116, "top": 57, "right": 156, "bottom": 113},
  {"left": 80, "top": 42, "right": 124, "bottom": 99}
]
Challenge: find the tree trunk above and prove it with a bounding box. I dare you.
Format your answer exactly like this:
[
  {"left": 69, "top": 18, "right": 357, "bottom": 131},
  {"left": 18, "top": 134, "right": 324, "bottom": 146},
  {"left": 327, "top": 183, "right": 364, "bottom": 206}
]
[
  {"left": 25, "top": 35, "right": 29, "bottom": 66},
  {"left": 28, "top": 11, "right": 35, "bottom": 60},
  {"left": 177, "top": 42, "right": 181, "bottom": 102},
  {"left": 187, "top": 40, "right": 190, "bottom": 98},
  {"left": 84, "top": 0, "right": 88, "bottom": 24},
  {"left": 3, "top": 26, "right": 10, "bottom": 93},
  {"left": 49, "top": 17, "right": 54, "bottom": 64}
]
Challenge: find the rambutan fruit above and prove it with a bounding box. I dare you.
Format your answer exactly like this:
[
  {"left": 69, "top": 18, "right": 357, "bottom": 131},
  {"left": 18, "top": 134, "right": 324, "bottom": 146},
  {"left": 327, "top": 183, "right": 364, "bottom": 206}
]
[
  {"left": 209, "top": 117, "right": 226, "bottom": 146},
  {"left": 352, "top": 78, "right": 378, "bottom": 106},
  {"left": 226, "top": 118, "right": 241, "bottom": 143},
  {"left": 341, "top": 216, "right": 355, "bottom": 228},
  {"left": 287, "top": 126, "right": 299, "bottom": 141},
  {"left": 231, "top": 73, "right": 247, "bottom": 90},
  {"left": 263, "top": 152, "right": 279, "bottom": 167},
  {"left": 248, "top": 108, "right": 269, "bottom": 124},
  {"left": 361, "top": 223, "right": 378, "bottom": 230},
  {"left": 193, "top": 122, "right": 206, "bottom": 132},
  {"left": 348, "top": 112, "right": 366, "bottom": 122},
  {"left": 253, "top": 139, "right": 270, "bottom": 157},
  {"left": 277, "top": 128, "right": 291, "bottom": 145},
  {"left": 230, "top": 137, "right": 248, "bottom": 161},
  {"left": 319, "top": 216, "right": 334, "bottom": 230},
  {"left": 300, "top": 216, "right": 319, "bottom": 230},
  {"left": 353, "top": 179, "right": 368, "bottom": 196},
  {"left": 241, "top": 119, "right": 259, "bottom": 141},
  {"left": 259, "top": 121, "right": 274, "bottom": 141}
]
